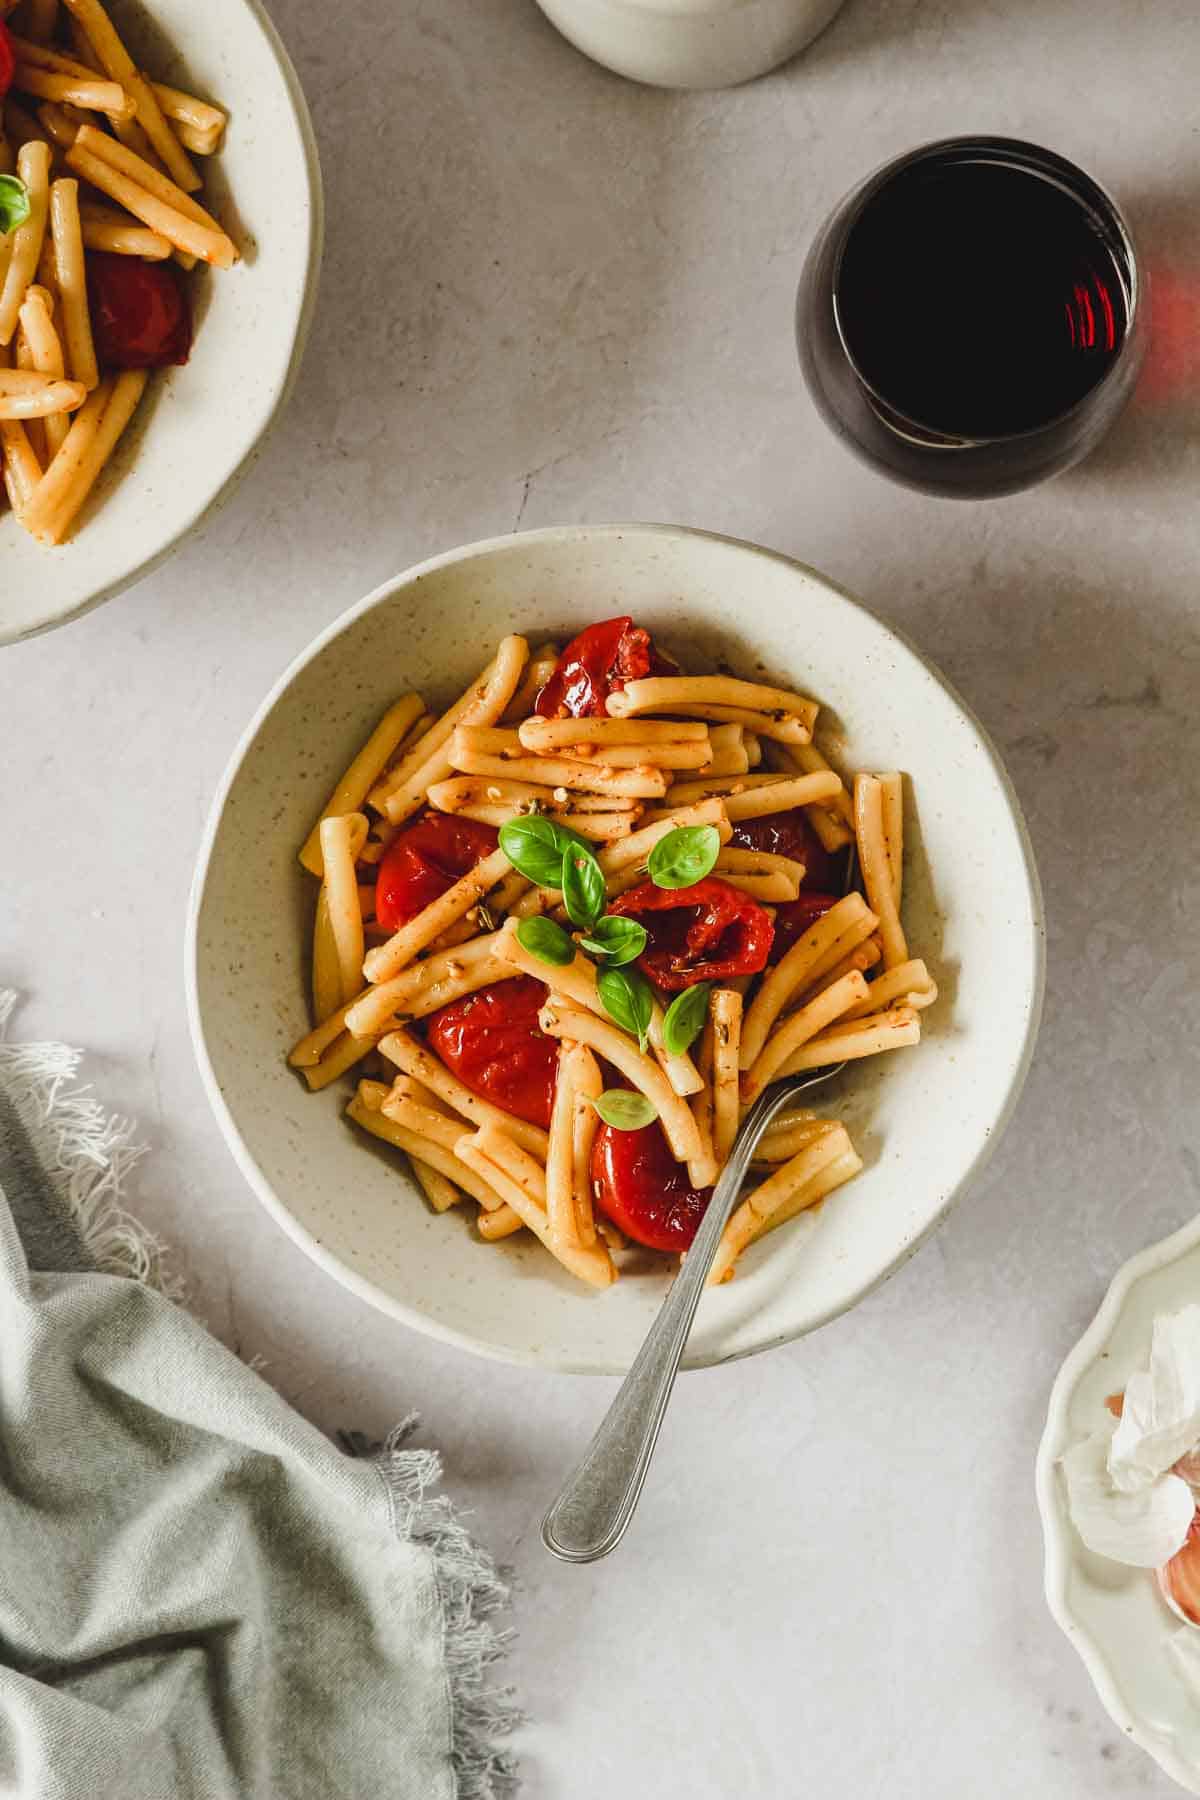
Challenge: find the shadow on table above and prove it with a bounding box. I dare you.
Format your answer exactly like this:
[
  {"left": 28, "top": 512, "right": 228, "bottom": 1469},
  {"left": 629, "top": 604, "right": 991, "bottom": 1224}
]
[
  {"left": 877, "top": 545, "right": 1200, "bottom": 1323},
  {"left": 799, "top": 0, "right": 1059, "bottom": 85},
  {"left": 219, "top": 0, "right": 695, "bottom": 603}
]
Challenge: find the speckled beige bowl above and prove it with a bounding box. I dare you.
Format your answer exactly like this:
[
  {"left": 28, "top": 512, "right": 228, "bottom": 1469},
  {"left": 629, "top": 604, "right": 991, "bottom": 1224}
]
[
  {"left": 187, "top": 524, "right": 1044, "bottom": 1373},
  {"left": 0, "top": 0, "right": 322, "bottom": 645}
]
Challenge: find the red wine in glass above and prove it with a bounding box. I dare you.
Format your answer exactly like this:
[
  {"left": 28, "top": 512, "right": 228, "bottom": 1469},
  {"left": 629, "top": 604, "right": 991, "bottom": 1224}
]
[{"left": 797, "top": 138, "right": 1143, "bottom": 497}]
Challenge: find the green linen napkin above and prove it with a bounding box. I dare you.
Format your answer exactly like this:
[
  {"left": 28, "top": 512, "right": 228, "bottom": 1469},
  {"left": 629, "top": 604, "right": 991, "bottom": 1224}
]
[{"left": 0, "top": 993, "right": 517, "bottom": 1799}]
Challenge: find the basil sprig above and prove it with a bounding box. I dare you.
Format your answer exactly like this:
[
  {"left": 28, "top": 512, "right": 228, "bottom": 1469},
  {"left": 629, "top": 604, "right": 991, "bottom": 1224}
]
[
  {"left": 661, "top": 981, "right": 711, "bottom": 1058},
  {"left": 499, "top": 805, "right": 725, "bottom": 1063},
  {"left": 647, "top": 823, "right": 721, "bottom": 890},
  {"left": 578, "top": 915, "right": 647, "bottom": 966},
  {"left": 515, "top": 915, "right": 575, "bottom": 968},
  {"left": 561, "top": 843, "right": 606, "bottom": 930},
  {"left": 592, "top": 1090, "right": 657, "bottom": 1131},
  {"left": 596, "top": 965, "right": 653, "bottom": 1052},
  {"left": 0, "top": 176, "right": 30, "bottom": 237},
  {"left": 498, "top": 814, "right": 589, "bottom": 888}
]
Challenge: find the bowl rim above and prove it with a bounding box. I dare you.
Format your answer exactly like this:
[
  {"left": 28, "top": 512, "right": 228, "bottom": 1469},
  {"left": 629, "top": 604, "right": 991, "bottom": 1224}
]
[
  {"left": 1036, "top": 1211, "right": 1200, "bottom": 1793},
  {"left": 1, "top": 0, "right": 325, "bottom": 648},
  {"left": 186, "top": 521, "right": 1046, "bottom": 1372}
]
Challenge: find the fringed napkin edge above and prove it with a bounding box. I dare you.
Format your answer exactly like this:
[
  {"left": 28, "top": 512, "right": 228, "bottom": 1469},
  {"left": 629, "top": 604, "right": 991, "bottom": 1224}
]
[{"left": 0, "top": 992, "right": 522, "bottom": 1799}]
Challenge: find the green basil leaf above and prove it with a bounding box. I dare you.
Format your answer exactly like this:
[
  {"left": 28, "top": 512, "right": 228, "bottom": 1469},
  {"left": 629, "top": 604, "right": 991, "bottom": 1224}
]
[
  {"left": 647, "top": 823, "right": 722, "bottom": 890},
  {"left": 0, "top": 176, "right": 30, "bottom": 237},
  {"left": 560, "top": 843, "right": 605, "bottom": 930},
  {"left": 592, "top": 1089, "right": 657, "bottom": 1131},
  {"left": 662, "top": 981, "right": 711, "bottom": 1058},
  {"left": 515, "top": 915, "right": 575, "bottom": 968},
  {"left": 498, "top": 814, "right": 589, "bottom": 889},
  {"left": 577, "top": 915, "right": 648, "bottom": 966},
  {"left": 596, "top": 965, "right": 653, "bottom": 1052}
]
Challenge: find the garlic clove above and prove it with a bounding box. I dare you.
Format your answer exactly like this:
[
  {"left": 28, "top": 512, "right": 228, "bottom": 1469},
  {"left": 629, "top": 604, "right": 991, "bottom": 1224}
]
[
  {"left": 1110, "top": 1307, "right": 1200, "bottom": 1493},
  {"left": 1064, "top": 1421, "right": 1196, "bottom": 1567}
]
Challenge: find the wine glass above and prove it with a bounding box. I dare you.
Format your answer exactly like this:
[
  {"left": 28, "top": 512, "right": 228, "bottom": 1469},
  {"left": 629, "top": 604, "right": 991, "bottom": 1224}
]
[{"left": 796, "top": 136, "right": 1145, "bottom": 498}]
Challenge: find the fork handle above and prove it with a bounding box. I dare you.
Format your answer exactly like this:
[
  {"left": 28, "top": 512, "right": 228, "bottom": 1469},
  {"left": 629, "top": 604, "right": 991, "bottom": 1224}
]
[{"left": 540, "top": 1086, "right": 797, "bottom": 1562}]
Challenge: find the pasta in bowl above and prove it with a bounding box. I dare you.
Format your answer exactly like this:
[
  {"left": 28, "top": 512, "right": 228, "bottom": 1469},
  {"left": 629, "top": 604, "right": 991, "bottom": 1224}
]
[
  {"left": 188, "top": 524, "right": 1043, "bottom": 1372},
  {"left": 289, "top": 622, "right": 939, "bottom": 1291},
  {"left": 0, "top": 0, "right": 320, "bottom": 641}
]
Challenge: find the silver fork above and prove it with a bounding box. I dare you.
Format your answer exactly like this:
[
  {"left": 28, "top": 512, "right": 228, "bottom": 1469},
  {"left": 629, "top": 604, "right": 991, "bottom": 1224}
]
[
  {"left": 541, "top": 1072, "right": 840, "bottom": 1562},
  {"left": 542, "top": 847, "right": 860, "bottom": 1564}
]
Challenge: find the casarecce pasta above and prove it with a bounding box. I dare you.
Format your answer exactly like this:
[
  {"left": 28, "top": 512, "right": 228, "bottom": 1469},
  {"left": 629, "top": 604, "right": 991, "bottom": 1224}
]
[
  {"left": 0, "top": 0, "right": 235, "bottom": 544},
  {"left": 288, "top": 617, "right": 938, "bottom": 1289}
]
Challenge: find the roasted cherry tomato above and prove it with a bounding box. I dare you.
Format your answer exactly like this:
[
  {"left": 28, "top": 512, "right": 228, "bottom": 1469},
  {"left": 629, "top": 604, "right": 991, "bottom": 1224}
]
[
  {"left": 608, "top": 876, "right": 774, "bottom": 991},
  {"left": 592, "top": 1118, "right": 712, "bottom": 1252},
  {"left": 767, "top": 892, "right": 840, "bottom": 964},
  {"left": 425, "top": 976, "right": 556, "bottom": 1129},
  {"left": 535, "top": 615, "right": 675, "bottom": 718},
  {"left": 87, "top": 253, "right": 193, "bottom": 370},
  {"left": 729, "top": 804, "right": 845, "bottom": 892},
  {"left": 0, "top": 24, "right": 14, "bottom": 103},
  {"left": 376, "top": 811, "right": 499, "bottom": 932}
]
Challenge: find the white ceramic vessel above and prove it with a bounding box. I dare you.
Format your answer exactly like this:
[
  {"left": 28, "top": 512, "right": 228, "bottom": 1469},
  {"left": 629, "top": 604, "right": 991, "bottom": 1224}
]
[
  {"left": 533, "top": 0, "right": 846, "bottom": 90},
  {"left": 0, "top": 0, "right": 322, "bottom": 645},
  {"left": 1039, "top": 1216, "right": 1200, "bottom": 1793},
  {"left": 188, "top": 523, "right": 1044, "bottom": 1374}
]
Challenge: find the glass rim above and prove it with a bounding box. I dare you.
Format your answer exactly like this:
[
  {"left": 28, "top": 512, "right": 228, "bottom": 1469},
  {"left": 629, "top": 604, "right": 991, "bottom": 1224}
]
[{"left": 828, "top": 134, "right": 1143, "bottom": 450}]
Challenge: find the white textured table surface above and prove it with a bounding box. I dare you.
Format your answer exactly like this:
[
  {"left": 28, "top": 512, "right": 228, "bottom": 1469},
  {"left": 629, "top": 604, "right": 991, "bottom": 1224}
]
[{"left": 5, "top": 0, "right": 1200, "bottom": 1792}]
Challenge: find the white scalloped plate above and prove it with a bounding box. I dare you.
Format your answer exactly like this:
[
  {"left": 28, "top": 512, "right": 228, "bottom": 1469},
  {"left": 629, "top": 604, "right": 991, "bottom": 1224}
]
[
  {"left": 0, "top": 0, "right": 322, "bottom": 645},
  {"left": 1038, "top": 1215, "right": 1200, "bottom": 1792}
]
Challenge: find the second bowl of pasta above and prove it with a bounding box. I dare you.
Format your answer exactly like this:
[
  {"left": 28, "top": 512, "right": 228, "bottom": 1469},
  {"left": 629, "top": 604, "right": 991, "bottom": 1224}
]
[
  {"left": 188, "top": 522, "right": 1043, "bottom": 1373},
  {"left": 0, "top": 0, "right": 321, "bottom": 643}
]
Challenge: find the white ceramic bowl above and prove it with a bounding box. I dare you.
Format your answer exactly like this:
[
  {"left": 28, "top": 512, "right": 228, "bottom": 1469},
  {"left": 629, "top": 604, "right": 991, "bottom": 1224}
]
[
  {"left": 533, "top": 0, "right": 846, "bottom": 90},
  {"left": 0, "top": 0, "right": 322, "bottom": 645},
  {"left": 1038, "top": 1217, "right": 1200, "bottom": 1792},
  {"left": 188, "top": 524, "right": 1044, "bottom": 1374}
]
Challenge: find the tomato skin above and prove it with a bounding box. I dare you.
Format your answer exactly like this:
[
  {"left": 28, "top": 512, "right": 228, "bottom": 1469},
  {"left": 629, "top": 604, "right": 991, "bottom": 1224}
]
[
  {"left": 87, "top": 254, "right": 193, "bottom": 370},
  {"left": 728, "top": 806, "right": 847, "bottom": 964},
  {"left": 767, "top": 892, "right": 840, "bottom": 964},
  {"left": 592, "top": 1119, "right": 712, "bottom": 1252},
  {"left": 535, "top": 616, "right": 675, "bottom": 718},
  {"left": 608, "top": 876, "right": 774, "bottom": 991},
  {"left": 0, "top": 25, "right": 13, "bottom": 102},
  {"left": 425, "top": 977, "right": 557, "bottom": 1129},
  {"left": 729, "top": 805, "right": 845, "bottom": 892},
  {"left": 376, "top": 811, "right": 499, "bottom": 932}
]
